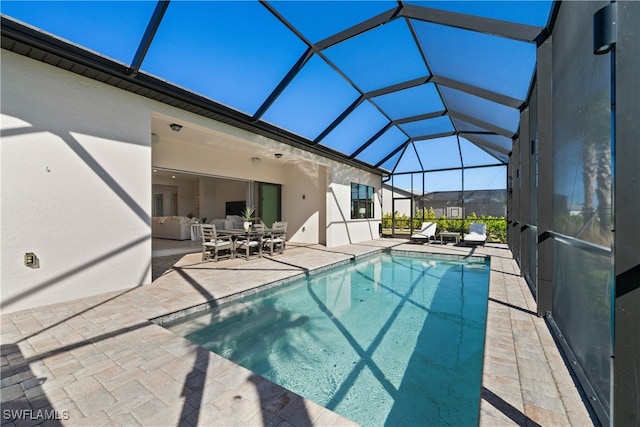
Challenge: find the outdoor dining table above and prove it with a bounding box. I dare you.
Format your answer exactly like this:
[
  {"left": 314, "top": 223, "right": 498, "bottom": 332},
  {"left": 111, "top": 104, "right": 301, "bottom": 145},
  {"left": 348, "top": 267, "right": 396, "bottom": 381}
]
[
  {"left": 216, "top": 228, "right": 272, "bottom": 238},
  {"left": 217, "top": 227, "right": 271, "bottom": 260}
]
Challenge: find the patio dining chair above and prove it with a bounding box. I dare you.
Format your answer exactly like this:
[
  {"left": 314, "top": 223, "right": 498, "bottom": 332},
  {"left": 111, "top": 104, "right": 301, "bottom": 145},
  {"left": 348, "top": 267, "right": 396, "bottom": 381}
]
[
  {"left": 271, "top": 221, "right": 288, "bottom": 252},
  {"left": 201, "top": 224, "right": 234, "bottom": 262},
  {"left": 263, "top": 222, "right": 286, "bottom": 255},
  {"left": 235, "top": 226, "right": 263, "bottom": 260}
]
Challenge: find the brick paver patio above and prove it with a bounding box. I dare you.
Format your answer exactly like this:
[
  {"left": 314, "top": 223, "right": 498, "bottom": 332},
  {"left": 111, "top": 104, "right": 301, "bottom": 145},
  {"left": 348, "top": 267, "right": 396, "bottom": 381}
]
[{"left": 1, "top": 239, "right": 594, "bottom": 426}]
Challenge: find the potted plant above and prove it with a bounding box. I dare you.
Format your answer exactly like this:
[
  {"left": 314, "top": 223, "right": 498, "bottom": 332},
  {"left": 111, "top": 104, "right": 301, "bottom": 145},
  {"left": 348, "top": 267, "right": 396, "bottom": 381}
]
[{"left": 240, "top": 205, "right": 255, "bottom": 230}]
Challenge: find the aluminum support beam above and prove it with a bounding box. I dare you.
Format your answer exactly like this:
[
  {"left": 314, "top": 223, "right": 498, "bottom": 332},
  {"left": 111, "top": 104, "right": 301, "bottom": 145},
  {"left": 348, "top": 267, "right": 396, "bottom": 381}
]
[
  {"left": 458, "top": 132, "right": 511, "bottom": 154},
  {"left": 449, "top": 110, "right": 515, "bottom": 139},
  {"left": 536, "top": 38, "right": 553, "bottom": 316},
  {"left": 519, "top": 108, "right": 531, "bottom": 276},
  {"left": 401, "top": 4, "right": 543, "bottom": 43},
  {"left": 129, "top": 0, "right": 169, "bottom": 75},
  {"left": 314, "top": 6, "right": 402, "bottom": 51},
  {"left": 431, "top": 75, "right": 525, "bottom": 109}
]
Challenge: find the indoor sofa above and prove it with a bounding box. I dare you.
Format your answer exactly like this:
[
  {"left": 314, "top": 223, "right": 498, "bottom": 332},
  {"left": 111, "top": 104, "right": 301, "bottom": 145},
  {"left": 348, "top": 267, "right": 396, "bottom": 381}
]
[{"left": 152, "top": 216, "right": 194, "bottom": 240}]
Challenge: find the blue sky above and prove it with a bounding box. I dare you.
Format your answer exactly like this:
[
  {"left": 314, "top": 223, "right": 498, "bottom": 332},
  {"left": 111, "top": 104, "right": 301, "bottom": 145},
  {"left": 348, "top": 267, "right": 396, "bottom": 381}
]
[{"left": 1, "top": 1, "right": 554, "bottom": 191}]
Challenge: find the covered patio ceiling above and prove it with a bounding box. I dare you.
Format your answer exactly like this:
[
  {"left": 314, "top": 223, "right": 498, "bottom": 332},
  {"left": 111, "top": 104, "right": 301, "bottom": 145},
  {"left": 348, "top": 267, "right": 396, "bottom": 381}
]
[{"left": 1, "top": 1, "right": 555, "bottom": 175}]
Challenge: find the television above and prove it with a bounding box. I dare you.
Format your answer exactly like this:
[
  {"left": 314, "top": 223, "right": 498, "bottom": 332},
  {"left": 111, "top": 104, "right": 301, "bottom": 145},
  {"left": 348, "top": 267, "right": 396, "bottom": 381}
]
[{"left": 225, "top": 201, "right": 246, "bottom": 216}]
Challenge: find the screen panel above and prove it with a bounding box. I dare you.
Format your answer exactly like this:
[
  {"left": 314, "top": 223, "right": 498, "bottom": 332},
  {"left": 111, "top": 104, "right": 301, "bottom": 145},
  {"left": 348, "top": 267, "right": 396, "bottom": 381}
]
[
  {"left": 394, "top": 142, "right": 422, "bottom": 173},
  {"left": 319, "top": 101, "right": 390, "bottom": 156},
  {"left": 549, "top": 1, "right": 612, "bottom": 422},
  {"left": 143, "top": 1, "right": 307, "bottom": 116},
  {"left": 270, "top": 1, "right": 396, "bottom": 43},
  {"left": 414, "top": 136, "right": 461, "bottom": 170},
  {"left": 406, "top": 1, "right": 553, "bottom": 27},
  {"left": 459, "top": 137, "right": 503, "bottom": 166},
  {"left": 398, "top": 116, "right": 454, "bottom": 138},
  {"left": 323, "top": 19, "right": 429, "bottom": 93},
  {"left": 439, "top": 86, "right": 520, "bottom": 134},
  {"left": 371, "top": 83, "right": 444, "bottom": 120},
  {"left": 357, "top": 127, "right": 408, "bottom": 166},
  {"left": 414, "top": 19, "right": 537, "bottom": 100},
  {"left": 2, "top": 1, "right": 156, "bottom": 64},
  {"left": 261, "top": 55, "right": 361, "bottom": 140}
]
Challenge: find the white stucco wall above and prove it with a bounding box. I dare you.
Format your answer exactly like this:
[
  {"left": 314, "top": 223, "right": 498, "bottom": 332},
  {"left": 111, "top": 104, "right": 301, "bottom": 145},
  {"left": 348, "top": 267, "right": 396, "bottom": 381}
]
[
  {"left": 1, "top": 51, "right": 152, "bottom": 313},
  {"left": 326, "top": 163, "right": 382, "bottom": 247},
  {"left": 282, "top": 160, "right": 327, "bottom": 245}
]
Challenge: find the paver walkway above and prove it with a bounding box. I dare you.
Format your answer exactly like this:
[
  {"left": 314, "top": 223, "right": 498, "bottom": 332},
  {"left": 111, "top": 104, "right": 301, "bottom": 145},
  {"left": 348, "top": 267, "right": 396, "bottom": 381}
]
[{"left": 1, "top": 239, "right": 595, "bottom": 426}]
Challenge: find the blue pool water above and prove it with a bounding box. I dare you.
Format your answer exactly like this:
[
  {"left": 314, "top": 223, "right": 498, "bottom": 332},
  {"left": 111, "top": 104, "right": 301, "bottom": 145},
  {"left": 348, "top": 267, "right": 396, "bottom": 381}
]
[{"left": 165, "top": 252, "right": 490, "bottom": 426}]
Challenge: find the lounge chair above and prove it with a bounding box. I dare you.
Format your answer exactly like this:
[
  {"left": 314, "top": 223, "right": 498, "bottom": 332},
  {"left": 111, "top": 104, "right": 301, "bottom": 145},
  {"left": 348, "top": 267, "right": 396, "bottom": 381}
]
[
  {"left": 463, "top": 222, "right": 487, "bottom": 245},
  {"left": 201, "top": 224, "right": 234, "bottom": 262},
  {"left": 410, "top": 222, "right": 436, "bottom": 244}
]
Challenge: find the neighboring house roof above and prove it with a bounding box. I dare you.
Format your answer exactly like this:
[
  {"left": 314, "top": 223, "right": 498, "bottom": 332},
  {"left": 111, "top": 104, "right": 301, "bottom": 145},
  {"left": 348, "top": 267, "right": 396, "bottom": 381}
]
[{"left": 382, "top": 183, "right": 415, "bottom": 198}]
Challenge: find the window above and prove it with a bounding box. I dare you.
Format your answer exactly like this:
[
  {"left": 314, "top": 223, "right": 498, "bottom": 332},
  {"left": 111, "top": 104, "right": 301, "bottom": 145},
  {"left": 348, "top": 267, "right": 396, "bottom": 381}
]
[{"left": 351, "top": 183, "right": 374, "bottom": 219}]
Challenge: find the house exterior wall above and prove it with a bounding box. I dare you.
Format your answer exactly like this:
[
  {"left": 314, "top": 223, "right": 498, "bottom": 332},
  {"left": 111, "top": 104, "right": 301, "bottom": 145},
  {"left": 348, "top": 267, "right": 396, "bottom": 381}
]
[
  {"left": 1, "top": 49, "right": 383, "bottom": 312},
  {"left": 326, "top": 165, "right": 382, "bottom": 247},
  {"left": 283, "top": 160, "right": 327, "bottom": 245},
  {"left": 1, "top": 51, "right": 152, "bottom": 313}
]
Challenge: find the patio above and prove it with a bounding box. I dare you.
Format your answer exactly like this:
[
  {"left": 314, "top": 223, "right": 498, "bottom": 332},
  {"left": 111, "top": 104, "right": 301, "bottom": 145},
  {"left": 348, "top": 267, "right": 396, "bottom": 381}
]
[{"left": 1, "top": 240, "right": 594, "bottom": 426}]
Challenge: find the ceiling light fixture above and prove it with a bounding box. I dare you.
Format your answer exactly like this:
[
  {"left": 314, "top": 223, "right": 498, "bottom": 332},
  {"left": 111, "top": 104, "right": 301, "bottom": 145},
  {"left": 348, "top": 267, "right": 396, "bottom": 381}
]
[
  {"left": 169, "top": 123, "right": 183, "bottom": 132},
  {"left": 274, "top": 153, "right": 283, "bottom": 159}
]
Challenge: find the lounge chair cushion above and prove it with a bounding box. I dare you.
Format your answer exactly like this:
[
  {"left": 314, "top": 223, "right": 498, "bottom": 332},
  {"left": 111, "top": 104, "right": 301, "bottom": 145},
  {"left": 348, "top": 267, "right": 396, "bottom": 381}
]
[
  {"left": 463, "top": 223, "right": 487, "bottom": 244},
  {"left": 411, "top": 222, "right": 436, "bottom": 243}
]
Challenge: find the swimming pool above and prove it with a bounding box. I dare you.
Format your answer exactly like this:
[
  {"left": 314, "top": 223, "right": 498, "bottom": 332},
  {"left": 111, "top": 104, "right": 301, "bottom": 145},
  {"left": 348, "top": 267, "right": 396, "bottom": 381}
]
[{"left": 165, "top": 252, "right": 490, "bottom": 426}]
